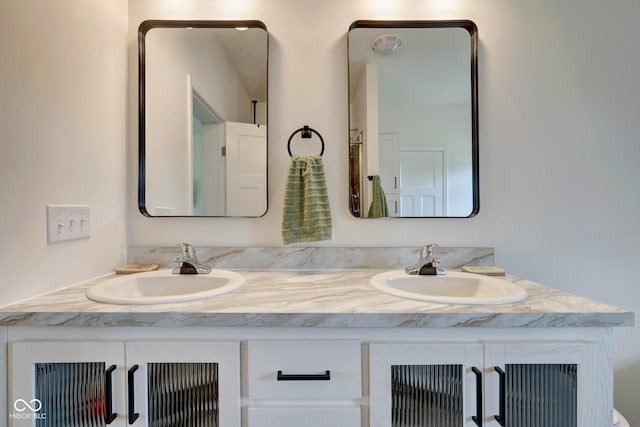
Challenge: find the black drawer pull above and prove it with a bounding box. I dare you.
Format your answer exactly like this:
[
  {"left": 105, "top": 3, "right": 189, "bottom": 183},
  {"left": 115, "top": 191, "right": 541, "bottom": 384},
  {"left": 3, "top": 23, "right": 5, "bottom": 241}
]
[{"left": 277, "top": 370, "right": 331, "bottom": 381}]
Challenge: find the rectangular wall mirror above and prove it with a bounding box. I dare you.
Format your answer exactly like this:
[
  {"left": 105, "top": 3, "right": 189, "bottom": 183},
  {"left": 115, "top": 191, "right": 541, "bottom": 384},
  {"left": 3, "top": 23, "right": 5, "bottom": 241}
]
[
  {"left": 348, "top": 20, "right": 478, "bottom": 218},
  {"left": 139, "top": 20, "right": 268, "bottom": 217}
]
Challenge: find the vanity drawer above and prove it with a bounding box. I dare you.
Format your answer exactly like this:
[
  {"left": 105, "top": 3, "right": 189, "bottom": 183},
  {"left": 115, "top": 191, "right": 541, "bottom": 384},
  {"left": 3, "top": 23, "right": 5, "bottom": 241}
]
[
  {"left": 247, "top": 406, "right": 361, "bottom": 427},
  {"left": 246, "top": 340, "right": 362, "bottom": 399}
]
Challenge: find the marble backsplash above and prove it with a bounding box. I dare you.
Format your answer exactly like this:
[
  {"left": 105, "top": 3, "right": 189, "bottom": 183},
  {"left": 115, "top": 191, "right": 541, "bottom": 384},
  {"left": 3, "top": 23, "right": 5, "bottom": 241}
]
[{"left": 128, "top": 246, "right": 494, "bottom": 270}]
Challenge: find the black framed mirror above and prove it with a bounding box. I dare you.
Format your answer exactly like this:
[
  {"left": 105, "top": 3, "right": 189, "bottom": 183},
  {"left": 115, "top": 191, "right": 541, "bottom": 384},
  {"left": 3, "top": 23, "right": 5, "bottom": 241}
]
[
  {"left": 139, "top": 20, "right": 268, "bottom": 217},
  {"left": 348, "top": 20, "right": 478, "bottom": 218}
]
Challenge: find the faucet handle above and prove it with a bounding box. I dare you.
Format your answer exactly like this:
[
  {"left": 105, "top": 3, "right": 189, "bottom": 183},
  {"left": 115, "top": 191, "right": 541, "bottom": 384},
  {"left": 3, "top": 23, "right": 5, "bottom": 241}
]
[
  {"left": 178, "top": 243, "right": 196, "bottom": 259},
  {"left": 421, "top": 244, "right": 437, "bottom": 260}
]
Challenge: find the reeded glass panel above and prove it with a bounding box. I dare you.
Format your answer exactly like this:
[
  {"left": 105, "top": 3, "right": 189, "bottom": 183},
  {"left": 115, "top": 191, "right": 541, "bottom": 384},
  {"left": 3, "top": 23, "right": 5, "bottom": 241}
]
[
  {"left": 391, "top": 364, "right": 463, "bottom": 427},
  {"left": 148, "top": 362, "right": 219, "bottom": 427},
  {"left": 506, "top": 364, "right": 577, "bottom": 427},
  {"left": 35, "top": 362, "right": 106, "bottom": 427}
]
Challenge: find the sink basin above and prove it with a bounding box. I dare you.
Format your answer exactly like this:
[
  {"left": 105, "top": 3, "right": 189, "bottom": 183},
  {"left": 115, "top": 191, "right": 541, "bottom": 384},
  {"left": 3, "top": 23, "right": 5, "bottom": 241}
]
[
  {"left": 370, "top": 270, "right": 527, "bottom": 305},
  {"left": 87, "top": 269, "right": 244, "bottom": 305}
]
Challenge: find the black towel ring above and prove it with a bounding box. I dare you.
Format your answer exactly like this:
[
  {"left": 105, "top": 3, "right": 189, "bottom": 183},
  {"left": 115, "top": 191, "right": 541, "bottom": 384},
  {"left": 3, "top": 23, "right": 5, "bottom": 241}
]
[{"left": 287, "top": 125, "right": 325, "bottom": 157}]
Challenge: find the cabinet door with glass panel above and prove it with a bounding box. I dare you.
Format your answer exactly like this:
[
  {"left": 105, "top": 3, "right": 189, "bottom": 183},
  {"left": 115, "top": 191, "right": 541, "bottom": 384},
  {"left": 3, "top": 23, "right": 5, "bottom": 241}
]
[
  {"left": 483, "top": 341, "right": 603, "bottom": 427},
  {"left": 370, "top": 342, "right": 484, "bottom": 427},
  {"left": 8, "top": 340, "right": 239, "bottom": 427},
  {"left": 370, "top": 341, "right": 601, "bottom": 427}
]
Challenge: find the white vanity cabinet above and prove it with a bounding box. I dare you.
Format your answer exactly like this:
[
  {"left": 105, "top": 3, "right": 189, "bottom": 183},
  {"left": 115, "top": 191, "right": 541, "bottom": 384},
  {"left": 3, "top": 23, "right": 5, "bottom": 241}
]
[
  {"left": 8, "top": 340, "right": 240, "bottom": 427},
  {"left": 2, "top": 327, "right": 616, "bottom": 427},
  {"left": 370, "top": 341, "right": 602, "bottom": 427},
  {"left": 245, "top": 340, "right": 362, "bottom": 427}
]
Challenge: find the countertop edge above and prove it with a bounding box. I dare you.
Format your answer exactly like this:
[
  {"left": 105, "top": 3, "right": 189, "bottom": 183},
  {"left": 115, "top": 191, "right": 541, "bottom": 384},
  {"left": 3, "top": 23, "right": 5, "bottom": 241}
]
[{"left": 0, "top": 311, "right": 633, "bottom": 328}]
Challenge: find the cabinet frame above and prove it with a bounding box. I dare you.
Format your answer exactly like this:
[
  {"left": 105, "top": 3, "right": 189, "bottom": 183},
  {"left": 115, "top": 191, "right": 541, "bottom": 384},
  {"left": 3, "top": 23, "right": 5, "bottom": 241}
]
[{"left": 1, "top": 326, "right": 7, "bottom": 424}]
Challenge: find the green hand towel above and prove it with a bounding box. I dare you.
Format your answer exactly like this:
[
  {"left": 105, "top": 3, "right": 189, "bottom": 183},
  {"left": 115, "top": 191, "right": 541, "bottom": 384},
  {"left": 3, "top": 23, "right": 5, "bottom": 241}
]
[
  {"left": 282, "top": 156, "right": 333, "bottom": 244},
  {"left": 367, "top": 175, "right": 389, "bottom": 218}
]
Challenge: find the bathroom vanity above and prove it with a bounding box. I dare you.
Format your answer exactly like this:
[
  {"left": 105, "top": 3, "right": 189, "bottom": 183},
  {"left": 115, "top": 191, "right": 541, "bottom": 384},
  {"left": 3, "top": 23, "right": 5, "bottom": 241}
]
[{"left": 0, "top": 248, "right": 633, "bottom": 427}]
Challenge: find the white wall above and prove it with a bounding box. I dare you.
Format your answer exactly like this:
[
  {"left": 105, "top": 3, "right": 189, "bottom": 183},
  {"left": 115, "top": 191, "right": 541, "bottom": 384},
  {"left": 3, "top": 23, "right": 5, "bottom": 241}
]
[
  {"left": 0, "top": 0, "right": 128, "bottom": 306},
  {"left": 128, "top": 0, "right": 640, "bottom": 422}
]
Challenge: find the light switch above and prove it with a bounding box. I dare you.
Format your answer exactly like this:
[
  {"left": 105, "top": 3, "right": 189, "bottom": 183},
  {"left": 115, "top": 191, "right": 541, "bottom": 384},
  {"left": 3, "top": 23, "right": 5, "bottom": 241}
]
[{"left": 46, "top": 205, "right": 90, "bottom": 243}]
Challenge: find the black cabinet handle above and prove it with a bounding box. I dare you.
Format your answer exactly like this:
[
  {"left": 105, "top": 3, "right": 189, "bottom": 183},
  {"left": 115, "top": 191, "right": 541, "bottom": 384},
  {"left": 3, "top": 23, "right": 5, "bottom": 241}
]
[
  {"left": 494, "top": 366, "right": 506, "bottom": 426},
  {"left": 471, "top": 367, "right": 483, "bottom": 426},
  {"left": 128, "top": 365, "right": 140, "bottom": 424},
  {"left": 105, "top": 365, "right": 117, "bottom": 424},
  {"left": 276, "top": 370, "right": 331, "bottom": 381}
]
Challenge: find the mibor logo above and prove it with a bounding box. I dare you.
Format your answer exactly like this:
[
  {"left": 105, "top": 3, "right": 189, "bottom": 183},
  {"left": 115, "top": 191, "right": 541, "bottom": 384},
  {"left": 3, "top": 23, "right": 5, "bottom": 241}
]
[
  {"left": 10, "top": 398, "right": 46, "bottom": 420},
  {"left": 13, "top": 399, "right": 42, "bottom": 412}
]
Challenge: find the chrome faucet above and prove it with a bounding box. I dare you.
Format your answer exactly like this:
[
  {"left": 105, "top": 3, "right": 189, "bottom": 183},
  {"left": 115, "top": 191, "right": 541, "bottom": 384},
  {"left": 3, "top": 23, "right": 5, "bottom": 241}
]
[
  {"left": 405, "top": 244, "right": 445, "bottom": 275},
  {"left": 172, "top": 243, "right": 212, "bottom": 275}
]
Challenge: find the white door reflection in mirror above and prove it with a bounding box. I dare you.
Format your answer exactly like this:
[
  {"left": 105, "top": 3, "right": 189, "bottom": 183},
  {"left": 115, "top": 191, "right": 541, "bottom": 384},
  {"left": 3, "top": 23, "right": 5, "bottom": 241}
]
[
  {"left": 225, "top": 122, "right": 267, "bottom": 217},
  {"left": 378, "top": 133, "right": 446, "bottom": 216},
  {"left": 399, "top": 148, "right": 445, "bottom": 216},
  {"left": 191, "top": 116, "right": 266, "bottom": 216}
]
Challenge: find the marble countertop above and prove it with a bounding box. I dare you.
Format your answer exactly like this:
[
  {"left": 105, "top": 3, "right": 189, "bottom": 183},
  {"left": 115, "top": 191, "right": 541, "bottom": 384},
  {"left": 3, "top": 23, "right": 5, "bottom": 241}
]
[{"left": 0, "top": 269, "right": 633, "bottom": 328}]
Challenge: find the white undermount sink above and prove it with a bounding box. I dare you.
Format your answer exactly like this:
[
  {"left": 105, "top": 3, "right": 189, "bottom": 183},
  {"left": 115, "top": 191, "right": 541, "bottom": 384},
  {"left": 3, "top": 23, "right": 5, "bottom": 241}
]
[
  {"left": 86, "top": 269, "right": 245, "bottom": 305},
  {"left": 370, "top": 270, "right": 528, "bottom": 305}
]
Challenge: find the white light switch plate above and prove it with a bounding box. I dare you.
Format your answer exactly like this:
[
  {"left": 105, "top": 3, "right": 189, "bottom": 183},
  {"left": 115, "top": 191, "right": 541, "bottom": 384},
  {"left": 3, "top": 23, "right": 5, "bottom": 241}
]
[{"left": 46, "top": 204, "right": 90, "bottom": 243}]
